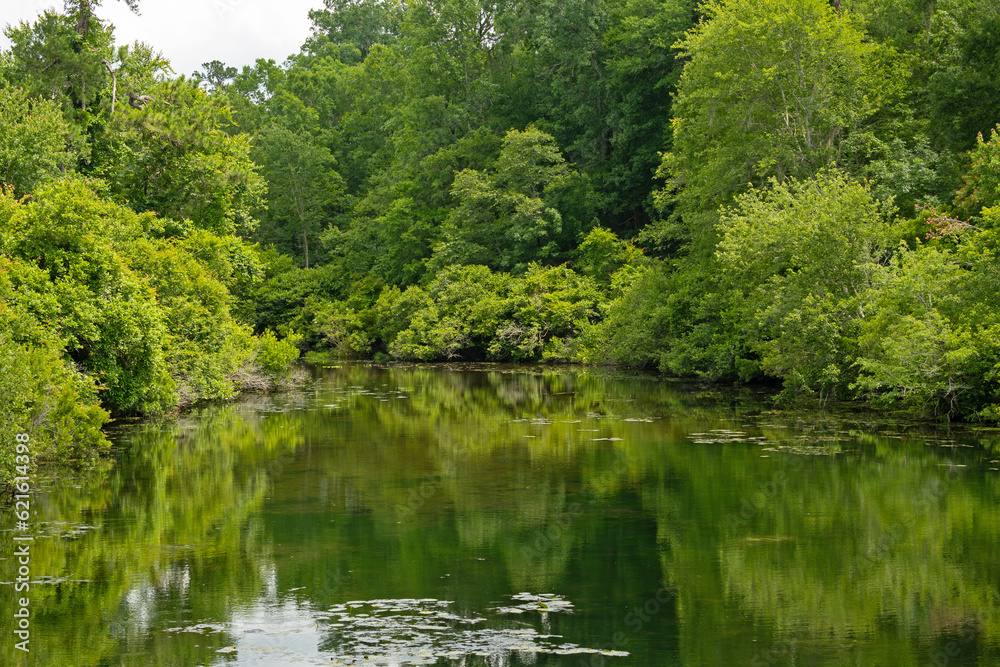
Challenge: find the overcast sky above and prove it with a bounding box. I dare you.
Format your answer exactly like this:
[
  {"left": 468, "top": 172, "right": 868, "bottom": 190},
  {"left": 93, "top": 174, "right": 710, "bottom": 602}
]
[{"left": 0, "top": 0, "right": 326, "bottom": 77}]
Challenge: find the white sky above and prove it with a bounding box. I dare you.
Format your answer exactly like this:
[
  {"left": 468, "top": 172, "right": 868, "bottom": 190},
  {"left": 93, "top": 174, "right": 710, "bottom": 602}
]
[{"left": 0, "top": 0, "right": 326, "bottom": 77}]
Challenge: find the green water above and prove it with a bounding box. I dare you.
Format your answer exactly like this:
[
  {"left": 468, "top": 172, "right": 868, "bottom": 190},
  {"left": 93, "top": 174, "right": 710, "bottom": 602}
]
[{"left": 3, "top": 363, "right": 1000, "bottom": 666}]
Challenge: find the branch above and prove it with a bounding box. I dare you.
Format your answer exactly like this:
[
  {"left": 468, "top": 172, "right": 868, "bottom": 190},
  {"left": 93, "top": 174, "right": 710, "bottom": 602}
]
[{"left": 128, "top": 92, "right": 153, "bottom": 110}]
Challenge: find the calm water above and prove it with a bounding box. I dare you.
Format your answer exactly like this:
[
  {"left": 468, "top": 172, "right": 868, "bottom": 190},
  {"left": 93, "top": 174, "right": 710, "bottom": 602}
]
[{"left": 2, "top": 363, "right": 1000, "bottom": 666}]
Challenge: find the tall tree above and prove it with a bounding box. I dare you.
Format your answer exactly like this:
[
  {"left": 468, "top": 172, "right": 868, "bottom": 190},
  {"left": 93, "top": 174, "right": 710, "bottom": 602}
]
[
  {"left": 433, "top": 126, "right": 596, "bottom": 273},
  {"left": 99, "top": 79, "right": 265, "bottom": 236},
  {"left": 253, "top": 123, "right": 345, "bottom": 268},
  {"left": 661, "top": 0, "right": 892, "bottom": 246},
  {"left": 305, "top": 0, "right": 405, "bottom": 62}
]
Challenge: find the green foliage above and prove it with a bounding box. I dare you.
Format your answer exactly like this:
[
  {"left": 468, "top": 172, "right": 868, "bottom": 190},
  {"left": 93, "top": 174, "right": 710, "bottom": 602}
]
[
  {"left": 663, "top": 0, "right": 892, "bottom": 244},
  {"left": 311, "top": 300, "right": 373, "bottom": 358},
  {"left": 590, "top": 172, "right": 897, "bottom": 395},
  {"left": 491, "top": 264, "right": 602, "bottom": 362},
  {"left": 99, "top": 79, "right": 265, "bottom": 235},
  {"left": 389, "top": 265, "right": 511, "bottom": 360},
  {"left": 2, "top": 8, "right": 114, "bottom": 120},
  {"left": 0, "top": 178, "right": 297, "bottom": 417},
  {"left": 853, "top": 233, "right": 1000, "bottom": 418},
  {"left": 574, "top": 226, "right": 643, "bottom": 285},
  {"left": 252, "top": 122, "right": 345, "bottom": 267},
  {"left": 0, "top": 334, "right": 110, "bottom": 489},
  {"left": 248, "top": 261, "right": 347, "bottom": 343},
  {"left": 716, "top": 171, "right": 893, "bottom": 396},
  {"left": 373, "top": 284, "right": 433, "bottom": 344},
  {"left": 305, "top": 0, "right": 405, "bottom": 62},
  {"left": 433, "top": 127, "right": 596, "bottom": 273},
  {"left": 1, "top": 179, "right": 175, "bottom": 414},
  {"left": 841, "top": 134, "right": 956, "bottom": 215},
  {"left": 922, "top": 1, "right": 1000, "bottom": 151},
  {"left": 4, "top": 0, "right": 1000, "bottom": 444},
  {"left": 254, "top": 329, "right": 302, "bottom": 375},
  {"left": 0, "top": 257, "right": 110, "bottom": 488},
  {"left": 384, "top": 264, "right": 601, "bottom": 362},
  {"left": 0, "top": 87, "right": 73, "bottom": 195},
  {"left": 954, "top": 125, "right": 1000, "bottom": 220},
  {"left": 125, "top": 235, "right": 257, "bottom": 404},
  {"left": 577, "top": 262, "right": 671, "bottom": 367}
]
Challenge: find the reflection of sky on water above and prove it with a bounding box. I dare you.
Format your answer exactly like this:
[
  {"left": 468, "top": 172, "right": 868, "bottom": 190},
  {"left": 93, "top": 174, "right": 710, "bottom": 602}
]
[
  {"left": 164, "top": 590, "right": 623, "bottom": 665},
  {"left": 119, "top": 561, "right": 624, "bottom": 666}
]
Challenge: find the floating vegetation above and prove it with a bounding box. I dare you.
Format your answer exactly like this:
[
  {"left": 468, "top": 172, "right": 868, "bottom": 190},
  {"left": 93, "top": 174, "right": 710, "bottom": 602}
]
[
  {"left": 490, "top": 593, "right": 575, "bottom": 615},
  {"left": 317, "top": 597, "right": 625, "bottom": 665},
  {"left": 761, "top": 445, "right": 847, "bottom": 456},
  {"left": 688, "top": 430, "right": 770, "bottom": 445},
  {"left": 194, "top": 596, "right": 626, "bottom": 665},
  {"left": 35, "top": 521, "right": 101, "bottom": 540},
  {"left": 687, "top": 429, "right": 851, "bottom": 455},
  {"left": 164, "top": 622, "right": 227, "bottom": 634}
]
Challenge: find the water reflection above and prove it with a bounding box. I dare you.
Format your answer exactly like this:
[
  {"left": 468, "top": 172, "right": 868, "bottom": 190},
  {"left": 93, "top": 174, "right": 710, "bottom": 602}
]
[{"left": 1, "top": 363, "right": 999, "bottom": 666}]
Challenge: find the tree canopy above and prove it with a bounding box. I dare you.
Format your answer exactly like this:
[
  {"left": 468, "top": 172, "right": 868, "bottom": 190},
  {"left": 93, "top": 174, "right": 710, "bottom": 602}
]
[{"left": 4, "top": 0, "right": 1000, "bottom": 488}]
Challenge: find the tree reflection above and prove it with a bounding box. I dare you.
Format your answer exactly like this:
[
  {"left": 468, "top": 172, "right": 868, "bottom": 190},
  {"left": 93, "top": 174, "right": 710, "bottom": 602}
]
[{"left": 1, "top": 364, "right": 998, "bottom": 666}]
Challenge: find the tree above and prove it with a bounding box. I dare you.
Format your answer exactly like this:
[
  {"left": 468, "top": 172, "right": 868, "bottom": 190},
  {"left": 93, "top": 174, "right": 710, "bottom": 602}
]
[
  {"left": 922, "top": 1, "right": 1000, "bottom": 151},
  {"left": 3, "top": 8, "right": 115, "bottom": 118},
  {"left": 195, "top": 59, "right": 238, "bottom": 90},
  {"left": 433, "top": 126, "right": 596, "bottom": 273},
  {"left": 305, "top": 0, "right": 405, "bottom": 62},
  {"left": 954, "top": 125, "right": 1000, "bottom": 221},
  {"left": 715, "top": 171, "right": 894, "bottom": 396},
  {"left": 253, "top": 123, "right": 345, "bottom": 267},
  {"left": 853, "top": 243, "right": 999, "bottom": 419},
  {"left": 662, "top": 0, "right": 890, "bottom": 244},
  {"left": 99, "top": 78, "right": 265, "bottom": 236},
  {"left": 0, "top": 179, "right": 175, "bottom": 415},
  {"left": 0, "top": 88, "right": 73, "bottom": 195},
  {"left": 0, "top": 256, "right": 110, "bottom": 489}
]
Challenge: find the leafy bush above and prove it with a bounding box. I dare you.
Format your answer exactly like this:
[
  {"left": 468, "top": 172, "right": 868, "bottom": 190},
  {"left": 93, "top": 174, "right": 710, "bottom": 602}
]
[
  {"left": 854, "top": 240, "right": 1000, "bottom": 419},
  {"left": 383, "top": 264, "right": 602, "bottom": 362},
  {"left": 0, "top": 258, "right": 109, "bottom": 489},
  {"left": 1, "top": 179, "right": 176, "bottom": 414},
  {"left": 311, "top": 300, "right": 372, "bottom": 358},
  {"left": 254, "top": 329, "right": 301, "bottom": 375},
  {"left": 0, "top": 87, "right": 72, "bottom": 195},
  {"left": 574, "top": 227, "right": 643, "bottom": 286}
]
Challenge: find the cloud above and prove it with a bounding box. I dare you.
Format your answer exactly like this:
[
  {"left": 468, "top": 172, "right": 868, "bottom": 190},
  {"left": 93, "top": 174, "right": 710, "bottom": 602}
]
[{"left": 0, "top": 0, "right": 325, "bottom": 77}]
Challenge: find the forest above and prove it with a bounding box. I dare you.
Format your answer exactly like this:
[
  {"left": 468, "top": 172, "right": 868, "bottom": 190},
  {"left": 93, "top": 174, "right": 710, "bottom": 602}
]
[{"left": 2, "top": 0, "right": 1000, "bottom": 484}]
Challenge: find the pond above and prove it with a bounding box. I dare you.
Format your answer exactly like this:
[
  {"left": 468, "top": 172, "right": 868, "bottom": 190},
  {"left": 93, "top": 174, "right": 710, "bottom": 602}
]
[{"left": 2, "top": 363, "right": 999, "bottom": 666}]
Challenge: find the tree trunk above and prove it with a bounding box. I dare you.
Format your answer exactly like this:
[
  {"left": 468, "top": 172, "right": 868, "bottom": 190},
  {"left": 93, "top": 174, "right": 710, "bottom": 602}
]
[{"left": 102, "top": 60, "right": 117, "bottom": 115}]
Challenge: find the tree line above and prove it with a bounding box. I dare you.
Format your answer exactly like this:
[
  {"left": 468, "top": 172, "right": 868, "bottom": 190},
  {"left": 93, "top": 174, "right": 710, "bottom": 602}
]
[
  {"left": 2, "top": 0, "right": 1000, "bottom": 483},
  {"left": 224, "top": 0, "right": 1000, "bottom": 420}
]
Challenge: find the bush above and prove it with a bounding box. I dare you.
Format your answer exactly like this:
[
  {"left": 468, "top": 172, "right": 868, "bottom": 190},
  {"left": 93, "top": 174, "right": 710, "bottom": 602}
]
[
  {"left": 0, "top": 264, "right": 109, "bottom": 489},
  {"left": 255, "top": 329, "right": 301, "bottom": 375}
]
